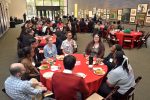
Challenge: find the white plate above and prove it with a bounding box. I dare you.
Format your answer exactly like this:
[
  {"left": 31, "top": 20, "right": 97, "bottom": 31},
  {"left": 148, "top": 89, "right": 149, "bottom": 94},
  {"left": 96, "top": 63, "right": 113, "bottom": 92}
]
[
  {"left": 43, "top": 72, "right": 54, "bottom": 79},
  {"left": 38, "top": 65, "right": 49, "bottom": 70},
  {"left": 76, "top": 73, "right": 86, "bottom": 78},
  {"left": 51, "top": 65, "right": 59, "bottom": 71}
]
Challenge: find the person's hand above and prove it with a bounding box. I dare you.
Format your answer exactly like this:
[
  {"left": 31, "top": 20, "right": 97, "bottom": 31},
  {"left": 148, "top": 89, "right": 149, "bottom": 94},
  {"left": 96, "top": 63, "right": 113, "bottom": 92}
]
[
  {"left": 96, "top": 58, "right": 103, "bottom": 64},
  {"left": 41, "top": 87, "right": 47, "bottom": 92}
]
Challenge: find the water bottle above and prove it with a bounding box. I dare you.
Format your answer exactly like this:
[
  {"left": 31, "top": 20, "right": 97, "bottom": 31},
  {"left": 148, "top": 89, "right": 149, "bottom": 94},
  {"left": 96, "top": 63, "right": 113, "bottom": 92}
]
[{"left": 89, "top": 55, "right": 93, "bottom": 65}]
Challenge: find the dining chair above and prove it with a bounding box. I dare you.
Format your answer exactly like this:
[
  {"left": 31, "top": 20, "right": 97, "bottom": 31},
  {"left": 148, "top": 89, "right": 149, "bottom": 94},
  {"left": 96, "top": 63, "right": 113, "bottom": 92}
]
[
  {"left": 120, "top": 76, "right": 142, "bottom": 100},
  {"left": 137, "top": 33, "right": 150, "bottom": 48},
  {"left": 86, "top": 86, "right": 120, "bottom": 100},
  {"left": 123, "top": 35, "right": 134, "bottom": 48},
  {"left": 108, "top": 33, "right": 119, "bottom": 47}
]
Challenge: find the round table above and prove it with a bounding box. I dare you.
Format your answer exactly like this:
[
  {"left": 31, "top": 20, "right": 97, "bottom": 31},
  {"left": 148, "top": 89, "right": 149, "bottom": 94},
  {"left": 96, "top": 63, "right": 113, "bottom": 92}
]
[
  {"left": 115, "top": 31, "right": 142, "bottom": 48},
  {"left": 40, "top": 54, "right": 108, "bottom": 95}
]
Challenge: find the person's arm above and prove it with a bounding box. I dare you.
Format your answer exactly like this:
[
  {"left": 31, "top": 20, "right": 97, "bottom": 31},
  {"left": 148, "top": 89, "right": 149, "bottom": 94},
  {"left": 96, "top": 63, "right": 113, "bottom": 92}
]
[
  {"left": 79, "top": 78, "right": 89, "bottom": 99},
  {"left": 60, "top": 41, "right": 66, "bottom": 54},
  {"left": 72, "top": 40, "right": 77, "bottom": 53},
  {"left": 43, "top": 46, "right": 49, "bottom": 59},
  {"left": 23, "top": 81, "right": 47, "bottom": 95},
  {"left": 54, "top": 44, "right": 57, "bottom": 56}
]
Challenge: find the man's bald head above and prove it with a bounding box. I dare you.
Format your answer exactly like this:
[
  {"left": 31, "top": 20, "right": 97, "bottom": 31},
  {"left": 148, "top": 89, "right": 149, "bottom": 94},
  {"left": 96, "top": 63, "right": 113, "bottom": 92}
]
[{"left": 9, "top": 63, "right": 24, "bottom": 76}]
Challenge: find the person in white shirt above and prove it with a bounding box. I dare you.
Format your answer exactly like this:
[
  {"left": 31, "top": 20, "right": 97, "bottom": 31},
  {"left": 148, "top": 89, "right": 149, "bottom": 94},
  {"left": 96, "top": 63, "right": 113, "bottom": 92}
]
[
  {"left": 98, "top": 51, "right": 135, "bottom": 99},
  {"left": 61, "top": 31, "right": 77, "bottom": 54}
]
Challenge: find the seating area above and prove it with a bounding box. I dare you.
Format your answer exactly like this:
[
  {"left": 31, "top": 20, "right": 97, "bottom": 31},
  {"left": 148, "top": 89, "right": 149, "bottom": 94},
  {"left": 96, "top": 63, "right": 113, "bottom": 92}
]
[{"left": 1, "top": 0, "right": 150, "bottom": 100}]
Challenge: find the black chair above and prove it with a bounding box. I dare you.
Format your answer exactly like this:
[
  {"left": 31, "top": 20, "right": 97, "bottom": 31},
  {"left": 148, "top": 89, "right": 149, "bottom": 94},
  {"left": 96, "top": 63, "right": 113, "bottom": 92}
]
[
  {"left": 136, "top": 33, "right": 150, "bottom": 48},
  {"left": 120, "top": 76, "right": 142, "bottom": 100}
]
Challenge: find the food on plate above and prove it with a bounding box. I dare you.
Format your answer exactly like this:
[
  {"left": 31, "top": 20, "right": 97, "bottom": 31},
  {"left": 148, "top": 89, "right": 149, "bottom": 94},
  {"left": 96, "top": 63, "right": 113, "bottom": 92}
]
[
  {"left": 39, "top": 65, "right": 49, "bottom": 70},
  {"left": 94, "top": 69, "right": 105, "bottom": 75},
  {"left": 56, "top": 55, "right": 64, "bottom": 60}
]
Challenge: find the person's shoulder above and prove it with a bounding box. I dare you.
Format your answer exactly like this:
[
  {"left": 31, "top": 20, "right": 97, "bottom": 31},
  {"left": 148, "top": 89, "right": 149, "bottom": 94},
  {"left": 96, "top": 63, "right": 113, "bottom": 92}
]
[{"left": 43, "top": 44, "right": 48, "bottom": 49}]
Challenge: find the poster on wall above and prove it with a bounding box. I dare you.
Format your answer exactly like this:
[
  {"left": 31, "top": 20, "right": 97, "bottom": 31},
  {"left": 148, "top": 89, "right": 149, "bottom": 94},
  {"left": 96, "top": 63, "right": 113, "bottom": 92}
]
[
  {"left": 118, "top": 10, "right": 122, "bottom": 16},
  {"left": 107, "top": 15, "right": 109, "bottom": 19},
  {"left": 104, "top": 9, "right": 107, "bottom": 14},
  {"left": 107, "top": 10, "right": 110, "bottom": 14},
  {"left": 89, "top": 11, "right": 93, "bottom": 17},
  {"left": 137, "top": 4, "right": 148, "bottom": 13},
  {"left": 118, "top": 16, "right": 122, "bottom": 20},
  {"left": 130, "top": 9, "right": 137, "bottom": 16},
  {"left": 136, "top": 13, "right": 145, "bottom": 21},
  {"left": 145, "top": 17, "right": 150, "bottom": 23},
  {"left": 122, "top": 8, "right": 130, "bottom": 23},
  {"left": 110, "top": 10, "right": 117, "bottom": 19},
  {"left": 130, "top": 16, "right": 136, "bottom": 22},
  {"left": 93, "top": 8, "right": 97, "bottom": 15},
  {"left": 147, "top": 9, "right": 150, "bottom": 16}
]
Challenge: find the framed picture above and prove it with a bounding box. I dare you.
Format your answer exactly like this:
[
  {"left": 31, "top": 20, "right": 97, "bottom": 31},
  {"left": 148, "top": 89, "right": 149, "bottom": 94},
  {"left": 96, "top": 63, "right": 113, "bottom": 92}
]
[
  {"left": 107, "top": 15, "right": 109, "bottom": 19},
  {"left": 102, "top": 15, "right": 106, "bottom": 19},
  {"left": 93, "top": 7, "right": 97, "bottom": 15},
  {"left": 122, "top": 8, "right": 131, "bottom": 22},
  {"left": 118, "top": 16, "right": 122, "bottom": 20},
  {"left": 100, "top": 9, "right": 103, "bottom": 13},
  {"left": 147, "top": 9, "right": 150, "bottom": 16},
  {"left": 104, "top": 9, "right": 107, "bottom": 14},
  {"left": 136, "top": 13, "right": 145, "bottom": 21},
  {"left": 110, "top": 10, "right": 117, "bottom": 19},
  {"left": 118, "top": 10, "right": 122, "bottom": 16},
  {"left": 130, "top": 16, "right": 136, "bottom": 22},
  {"left": 145, "top": 17, "right": 150, "bottom": 23},
  {"left": 107, "top": 10, "right": 110, "bottom": 14},
  {"left": 137, "top": 4, "right": 148, "bottom": 13},
  {"left": 130, "top": 9, "right": 137, "bottom": 16}
]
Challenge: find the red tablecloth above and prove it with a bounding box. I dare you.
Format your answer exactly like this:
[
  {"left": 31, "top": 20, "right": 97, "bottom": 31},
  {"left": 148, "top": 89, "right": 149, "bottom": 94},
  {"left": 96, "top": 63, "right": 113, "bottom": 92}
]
[
  {"left": 115, "top": 31, "right": 142, "bottom": 48},
  {"left": 40, "top": 54, "right": 108, "bottom": 95},
  {"left": 35, "top": 35, "right": 56, "bottom": 47}
]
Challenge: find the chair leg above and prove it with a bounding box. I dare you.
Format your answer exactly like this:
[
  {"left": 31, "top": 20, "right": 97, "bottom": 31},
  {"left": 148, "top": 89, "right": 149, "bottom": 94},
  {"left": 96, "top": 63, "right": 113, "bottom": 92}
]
[{"left": 132, "top": 93, "right": 134, "bottom": 100}]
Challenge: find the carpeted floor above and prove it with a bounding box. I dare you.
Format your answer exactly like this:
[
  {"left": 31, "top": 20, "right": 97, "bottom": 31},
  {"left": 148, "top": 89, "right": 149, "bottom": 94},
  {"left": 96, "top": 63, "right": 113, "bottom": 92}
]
[{"left": 0, "top": 24, "right": 150, "bottom": 100}]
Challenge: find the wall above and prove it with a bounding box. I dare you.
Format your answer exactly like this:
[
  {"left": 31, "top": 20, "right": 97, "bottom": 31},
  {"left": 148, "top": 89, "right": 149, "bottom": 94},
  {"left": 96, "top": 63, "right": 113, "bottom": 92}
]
[
  {"left": 0, "top": 0, "right": 10, "bottom": 37},
  {"left": 68, "top": 0, "right": 150, "bottom": 15},
  {"left": 8, "top": 0, "right": 26, "bottom": 19}
]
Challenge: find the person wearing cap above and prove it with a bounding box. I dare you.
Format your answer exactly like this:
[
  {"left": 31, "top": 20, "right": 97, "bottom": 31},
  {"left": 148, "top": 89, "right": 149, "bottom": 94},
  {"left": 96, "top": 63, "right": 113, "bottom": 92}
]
[{"left": 98, "top": 51, "right": 135, "bottom": 99}]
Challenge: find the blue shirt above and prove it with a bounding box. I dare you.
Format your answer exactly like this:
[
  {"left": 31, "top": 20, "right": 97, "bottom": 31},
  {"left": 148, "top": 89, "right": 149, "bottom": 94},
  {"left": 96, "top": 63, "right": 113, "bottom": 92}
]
[
  {"left": 44, "top": 44, "right": 57, "bottom": 59},
  {"left": 5, "top": 76, "right": 43, "bottom": 100}
]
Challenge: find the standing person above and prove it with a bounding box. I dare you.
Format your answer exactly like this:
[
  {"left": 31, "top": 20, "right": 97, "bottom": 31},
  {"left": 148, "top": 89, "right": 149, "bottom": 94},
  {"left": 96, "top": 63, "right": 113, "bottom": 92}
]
[
  {"left": 23, "top": 13, "right": 26, "bottom": 22},
  {"left": 61, "top": 31, "right": 77, "bottom": 55},
  {"left": 85, "top": 33, "right": 105, "bottom": 58},
  {"left": 43, "top": 36, "right": 57, "bottom": 59},
  {"left": 98, "top": 51, "right": 135, "bottom": 99},
  {"left": 71, "top": 18, "right": 77, "bottom": 40},
  {"left": 4, "top": 63, "right": 47, "bottom": 100},
  {"left": 52, "top": 55, "right": 89, "bottom": 100}
]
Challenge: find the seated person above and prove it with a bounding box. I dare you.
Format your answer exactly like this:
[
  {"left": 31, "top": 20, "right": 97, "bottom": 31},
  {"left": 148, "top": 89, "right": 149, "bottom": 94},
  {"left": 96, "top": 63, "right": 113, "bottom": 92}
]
[
  {"left": 18, "top": 46, "right": 39, "bottom": 80},
  {"left": 4, "top": 63, "right": 47, "bottom": 100},
  {"left": 102, "top": 44, "right": 124, "bottom": 72},
  {"left": 85, "top": 33, "right": 105, "bottom": 58},
  {"left": 52, "top": 55, "right": 89, "bottom": 100},
  {"left": 98, "top": 51, "right": 135, "bottom": 99},
  {"left": 61, "top": 31, "right": 77, "bottom": 55},
  {"left": 43, "top": 36, "right": 57, "bottom": 59}
]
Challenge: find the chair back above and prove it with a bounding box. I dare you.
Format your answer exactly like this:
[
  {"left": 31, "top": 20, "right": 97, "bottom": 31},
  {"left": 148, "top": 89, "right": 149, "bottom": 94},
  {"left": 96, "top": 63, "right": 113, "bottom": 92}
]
[
  {"left": 103, "top": 86, "right": 120, "bottom": 100},
  {"left": 121, "top": 76, "right": 142, "bottom": 100}
]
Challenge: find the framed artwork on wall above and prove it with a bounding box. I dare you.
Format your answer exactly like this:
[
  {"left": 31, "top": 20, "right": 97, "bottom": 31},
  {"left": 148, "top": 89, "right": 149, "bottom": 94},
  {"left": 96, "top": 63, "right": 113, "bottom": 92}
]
[
  {"left": 130, "top": 9, "right": 137, "bottom": 16},
  {"left": 110, "top": 10, "right": 117, "bottom": 19},
  {"left": 104, "top": 9, "right": 107, "bottom": 14},
  {"left": 137, "top": 4, "right": 148, "bottom": 13},
  {"left": 118, "top": 10, "right": 122, "bottom": 16},
  {"left": 147, "top": 9, "right": 150, "bottom": 16},
  {"left": 118, "top": 16, "right": 122, "bottom": 20},
  {"left": 130, "top": 16, "right": 136, "bottom": 22},
  {"left": 136, "top": 13, "right": 145, "bottom": 21},
  {"left": 145, "top": 17, "right": 150, "bottom": 23}
]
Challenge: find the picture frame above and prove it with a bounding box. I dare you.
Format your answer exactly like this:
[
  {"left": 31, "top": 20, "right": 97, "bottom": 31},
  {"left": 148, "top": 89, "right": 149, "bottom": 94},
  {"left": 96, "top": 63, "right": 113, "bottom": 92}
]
[
  {"left": 147, "top": 9, "right": 150, "bottom": 16},
  {"left": 93, "top": 7, "right": 97, "bottom": 15},
  {"left": 107, "top": 15, "right": 109, "bottom": 19},
  {"left": 104, "top": 9, "right": 107, "bottom": 14},
  {"left": 110, "top": 10, "right": 117, "bottom": 19},
  {"left": 145, "top": 17, "right": 150, "bottom": 23},
  {"left": 136, "top": 13, "right": 145, "bottom": 21},
  {"left": 107, "top": 10, "right": 110, "bottom": 14},
  {"left": 130, "top": 9, "right": 137, "bottom": 16},
  {"left": 130, "top": 16, "right": 136, "bottom": 22},
  {"left": 118, "top": 16, "right": 122, "bottom": 20},
  {"left": 118, "top": 10, "right": 122, "bottom": 16},
  {"left": 137, "top": 4, "right": 148, "bottom": 13}
]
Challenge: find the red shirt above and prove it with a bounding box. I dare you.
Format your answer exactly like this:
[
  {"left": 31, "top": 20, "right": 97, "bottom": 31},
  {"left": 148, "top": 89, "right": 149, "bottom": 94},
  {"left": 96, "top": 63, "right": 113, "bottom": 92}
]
[{"left": 52, "top": 72, "right": 89, "bottom": 100}]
